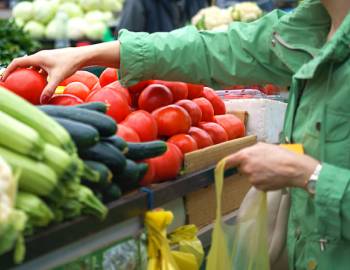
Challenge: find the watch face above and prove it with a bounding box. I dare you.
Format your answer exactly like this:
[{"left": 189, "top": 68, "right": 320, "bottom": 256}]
[{"left": 307, "top": 180, "right": 317, "bottom": 195}]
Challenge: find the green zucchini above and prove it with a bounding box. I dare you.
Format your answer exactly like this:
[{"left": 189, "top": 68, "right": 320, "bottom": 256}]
[
  {"left": 126, "top": 140, "right": 167, "bottom": 160},
  {"left": 74, "top": 102, "right": 108, "bottom": 114},
  {"left": 102, "top": 136, "right": 128, "bottom": 154},
  {"left": 81, "top": 162, "right": 100, "bottom": 183},
  {"left": 137, "top": 162, "right": 149, "bottom": 180},
  {"left": 79, "top": 142, "right": 126, "bottom": 173},
  {"left": 39, "top": 105, "right": 117, "bottom": 137},
  {"left": 53, "top": 117, "right": 99, "bottom": 149},
  {"left": 114, "top": 159, "right": 146, "bottom": 191},
  {"left": 84, "top": 160, "right": 113, "bottom": 188},
  {"left": 94, "top": 191, "right": 104, "bottom": 202},
  {"left": 102, "top": 184, "right": 122, "bottom": 203}
]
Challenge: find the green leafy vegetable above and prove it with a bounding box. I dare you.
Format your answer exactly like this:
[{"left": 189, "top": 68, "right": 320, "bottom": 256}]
[{"left": 0, "top": 19, "right": 40, "bottom": 67}]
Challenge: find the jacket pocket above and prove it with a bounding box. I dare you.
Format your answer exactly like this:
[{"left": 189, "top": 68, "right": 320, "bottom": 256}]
[
  {"left": 324, "top": 108, "right": 350, "bottom": 167},
  {"left": 325, "top": 109, "right": 350, "bottom": 142}
]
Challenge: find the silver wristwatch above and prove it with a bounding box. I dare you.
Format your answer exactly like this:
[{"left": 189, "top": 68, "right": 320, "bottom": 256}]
[{"left": 306, "top": 164, "right": 322, "bottom": 195}]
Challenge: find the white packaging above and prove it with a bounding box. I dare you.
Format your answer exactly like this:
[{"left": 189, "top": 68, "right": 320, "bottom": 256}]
[{"left": 224, "top": 98, "right": 287, "bottom": 143}]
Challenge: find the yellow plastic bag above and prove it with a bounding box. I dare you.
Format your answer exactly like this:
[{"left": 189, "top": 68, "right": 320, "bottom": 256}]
[
  {"left": 206, "top": 158, "right": 270, "bottom": 270},
  {"left": 145, "top": 209, "right": 203, "bottom": 270},
  {"left": 169, "top": 225, "right": 204, "bottom": 267}
]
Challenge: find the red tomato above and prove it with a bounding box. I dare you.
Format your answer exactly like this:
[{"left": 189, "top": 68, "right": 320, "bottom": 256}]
[
  {"left": 138, "top": 84, "right": 173, "bottom": 112},
  {"left": 262, "top": 84, "right": 280, "bottom": 95},
  {"left": 151, "top": 80, "right": 188, "bottom": 101},
  {"left": 139, "top": 159, "right": 156, "bottom": 186},
  {"left": 152, "top": 142, "right": 182, "bottom": 182},
  {"left": 60, "top": 70, "right": 99, "bottom": 90},
  {"left": 188, "top": 127, "right": 214, "bottom": 149},
  {"left": 122, "top": 110, "right": 158, "bottom": 141},
  {"left": 192, "top": 97, "right": 215, "bottom": 122},
  {"left": 187, "top": 83, "right": 204, "bottom": 99},
  {"left": 128, "top": 80, "right": 152, "bottom": 94},
  {"left": 167, "top": 134, "right": 198, "bottom": 155},
  {"left": 104, "top": 81, "right": 131, "bottom": 105},
  {"left": 202, "top": 87, "right": 226, "bottom": 115},
  {"left": 152, "top": 105, "right": 191, "bottom": 137},
  {"left": 63, "top": 82, "right": 90, "bottom": 101},
  {"left": 249, "top": 85, "right": 263, "bottom": 90},
  {"left": 48, "top": 94, "right": 84, "bottom": 106},
  {"left": 131, "top": 92, "right": 141, "bottom": 109},
  {"left": 116, "top": 124, "right": 141, "bottom": 142},
  {"left": 175, "top": 99, "right": 202, "bottom": 126},
  {"left": 3, "top": 68, "right": 47, "bottom": 104},
  {"left": 171, "top": 140, "right": 184, "bottom": 160},
  {"left": 86, "top": 88, "right": 131, "bottom": 122},
  {"left": 214, "top": 114, "right": 245, "bottom": 140},
  {"left": 198, "top": 122, "right": 228, "bottom": 144},
  {"left": 91, "top": 81, "right": 102, "bottom": 92},
  {"left": 99, "top": 68, "right": 118, "bottom": 87}
]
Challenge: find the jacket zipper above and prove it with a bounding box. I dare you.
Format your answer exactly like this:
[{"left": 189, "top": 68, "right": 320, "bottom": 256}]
[
  {"left": 319, "top": 238, "right": 328, "bottom": 251},
  {"left": 273, "top": 32, "right": 316, "bottom": 58}
]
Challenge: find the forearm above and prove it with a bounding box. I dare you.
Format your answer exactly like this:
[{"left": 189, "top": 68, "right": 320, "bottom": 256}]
[
  {"left": 78, "top": 41, "right": 120, "bottom": 69},
  {"left": 118, "top": 10, "right": 293, "bottom": 88}
]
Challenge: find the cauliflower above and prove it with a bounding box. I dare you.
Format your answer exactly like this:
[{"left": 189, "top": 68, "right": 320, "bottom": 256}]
[
  {"left": 192, "top": 6, "right": 232, "bottom": 30},
  {"left": 192, "top": 2, "right": 263, "bottom": 30},
  {"left": 32, "top": 0, "right": 57, "bottom": 24},
  {"left": 24, "top": 21, "right": 46, "bottom": 39},
  {"left": 67, "top": 18, "right": 88, "bottom": 40},
  {"left": 231, "top": 2, "right": 263, "bottom": 22},
  {"left": 58, "top": 2, "right": 83, "bottom": 18},
  {"left": 12, "top": 1, "right": 34, "bottom": 22}
]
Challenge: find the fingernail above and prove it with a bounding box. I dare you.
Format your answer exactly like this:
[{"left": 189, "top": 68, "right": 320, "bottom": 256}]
[{"left": 40, "top": 94, "right": 50, "bottom": 104}]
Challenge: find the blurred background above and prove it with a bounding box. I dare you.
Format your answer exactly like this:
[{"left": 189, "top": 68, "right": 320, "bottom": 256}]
[{"left": 0, "top": 0, "right": 299, "bottom": 67}]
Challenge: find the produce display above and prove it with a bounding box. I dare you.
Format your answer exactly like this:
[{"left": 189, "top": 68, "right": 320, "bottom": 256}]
[
  {"left": 11, "top": 0, "right": 124, "bottom": 41},
  {"left": 192, "top": 2, "right": 263, "bottom": 31},
  {"left": 0, "top": 86, "right": 106, "bottom": 262},
  {"left": 0, "top": 65, "right": 246, "bottom": 263}
]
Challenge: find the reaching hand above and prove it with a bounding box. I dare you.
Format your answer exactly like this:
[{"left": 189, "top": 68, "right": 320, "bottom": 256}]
[
  {"left": 1, "top": 48, "right": 85, "bottom": 103},
  {"left": 1, "top": 41, "right": 121, "bottom": 104}
]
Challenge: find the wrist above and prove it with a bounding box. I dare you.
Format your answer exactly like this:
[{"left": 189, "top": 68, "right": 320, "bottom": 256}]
[
  {"left": 304, "top": 163, "right": 322, "bottom": 194},
  {"left": 289, "top": 156, "right": 320, "bottom": 189},
  {"left": 80, "top": 41, "right": 120, "bottom": 68}
]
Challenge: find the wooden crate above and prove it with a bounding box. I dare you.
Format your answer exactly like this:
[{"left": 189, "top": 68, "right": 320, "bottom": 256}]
[{"left": 183, "top": 135, "right": 256, "bottom": 228}]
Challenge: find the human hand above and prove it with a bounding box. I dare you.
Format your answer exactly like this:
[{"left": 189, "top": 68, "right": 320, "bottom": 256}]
[
  {"left": 225, "top": 142, "right": 319, "bottom": 191},
  {"left": 1, "top": 41, "right": 121, "bottom": 104},
  {"left": 1, "top": 47, "right": 85, "bottom": 103}
]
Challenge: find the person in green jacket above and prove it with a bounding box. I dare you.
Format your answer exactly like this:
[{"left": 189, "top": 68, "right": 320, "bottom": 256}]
[{"left": 2, "top": 0, "right": 350, "bottom": 269}]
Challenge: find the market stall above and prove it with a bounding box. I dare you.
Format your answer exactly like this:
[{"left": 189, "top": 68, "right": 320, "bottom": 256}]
[
  {"left": 0, "top": 1, "right": 290, "bottom": 269},
  {"left": 0, "top": 68, "right": 285, "bottom": 268}
]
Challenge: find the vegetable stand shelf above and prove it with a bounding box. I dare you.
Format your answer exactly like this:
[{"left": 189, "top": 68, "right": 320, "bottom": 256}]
[
  {"left": 1, "top": 135, "right": 256, "bottom": 269},
  {"left": 0, "top": 165, "right": 229, "bottom": 270}
]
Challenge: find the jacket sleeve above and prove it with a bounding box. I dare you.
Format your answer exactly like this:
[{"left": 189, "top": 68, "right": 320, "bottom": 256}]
[
  {"left": 315, "top": 163, "right": 350, "bottom": 240},
  {"left": 118, "top": 10, "right": 294, "bottom": 88}
]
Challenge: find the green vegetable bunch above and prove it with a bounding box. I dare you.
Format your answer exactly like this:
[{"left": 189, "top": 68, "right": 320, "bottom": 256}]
[{"left": 0, "top": 19, "right": 40, "bottom": 67}]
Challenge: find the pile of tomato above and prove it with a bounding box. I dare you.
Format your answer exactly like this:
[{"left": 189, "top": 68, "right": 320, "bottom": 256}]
[{"left": 2, "top": 67, "right": 246, "bottom": 184}]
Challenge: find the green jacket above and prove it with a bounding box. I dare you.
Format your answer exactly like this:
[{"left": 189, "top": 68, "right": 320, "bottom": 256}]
[{"left": 118, "top": 1, "right": 350, "bottom": 269}]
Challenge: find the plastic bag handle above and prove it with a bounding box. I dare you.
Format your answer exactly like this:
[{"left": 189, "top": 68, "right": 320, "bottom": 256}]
[{"left": 214, "top": 158, "right": 230, "bottom": 221}]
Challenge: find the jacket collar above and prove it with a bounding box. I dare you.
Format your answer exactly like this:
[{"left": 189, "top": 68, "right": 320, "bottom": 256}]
[
  {"left": 273, "top": 0, "right": 330, "bottom": 57},
  {"left": 294, "top": 8, "right": 350, "bottom": 79}
]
